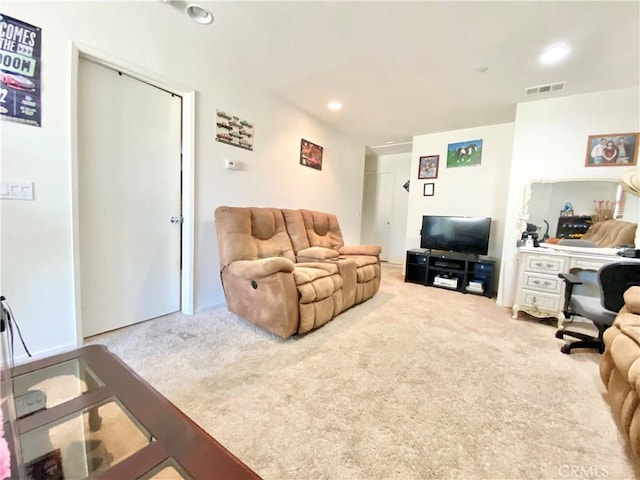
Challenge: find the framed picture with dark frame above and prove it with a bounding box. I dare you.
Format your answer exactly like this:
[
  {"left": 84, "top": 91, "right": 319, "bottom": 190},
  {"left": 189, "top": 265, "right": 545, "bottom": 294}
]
[
  {"left": 585, "top": 133, "right": 639, "bottom": 167},
  {"left": 300, "top": 138, "right": 323, "bottom": 170},
  {"left": 423, "top": 183, "right": 435, "bottom": 197},
  {"left": 418, "top": 155, "right": 439, "bottom": 179}
]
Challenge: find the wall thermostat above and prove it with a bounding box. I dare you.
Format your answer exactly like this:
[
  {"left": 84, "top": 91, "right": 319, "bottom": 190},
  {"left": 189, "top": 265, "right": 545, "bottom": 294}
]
[{"left": 225, "top": 159, "right": 239, "bottom": 170}]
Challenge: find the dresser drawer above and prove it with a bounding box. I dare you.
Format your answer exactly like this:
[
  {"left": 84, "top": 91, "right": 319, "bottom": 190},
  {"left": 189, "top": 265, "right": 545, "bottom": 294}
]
[
  {"left": 525, "top": 255, "right": 566, "bottom": 274},
  {"left": 519, "top": 289, "right": 562, "bottom": 312},
  {"left": 522, "top": 272, "right": 563, "bottom": 294},
  {"left": 569, "top": 257, "right": 608, "bottom": 271}
]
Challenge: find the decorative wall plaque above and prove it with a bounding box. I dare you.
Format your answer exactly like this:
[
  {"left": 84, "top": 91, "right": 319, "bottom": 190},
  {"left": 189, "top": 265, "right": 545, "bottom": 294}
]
[{"left": 215, "top": 109, "right": 254, "bottom": 151}]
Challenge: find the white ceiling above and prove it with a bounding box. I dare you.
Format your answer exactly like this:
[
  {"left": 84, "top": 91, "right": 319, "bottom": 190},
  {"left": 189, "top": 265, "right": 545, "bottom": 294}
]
[{"left": 159, "top": 1, "right": 640, "bottom": 154}]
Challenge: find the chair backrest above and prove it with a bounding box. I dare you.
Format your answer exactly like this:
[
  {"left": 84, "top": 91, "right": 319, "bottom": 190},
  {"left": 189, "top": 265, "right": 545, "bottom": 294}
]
[{"left": 599, "top": 262, "right": 640, "bottom": 312}]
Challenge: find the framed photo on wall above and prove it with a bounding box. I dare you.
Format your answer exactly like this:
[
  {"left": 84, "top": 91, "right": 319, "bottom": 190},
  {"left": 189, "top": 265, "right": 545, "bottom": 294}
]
[
  {"left": 300, "top": 138, "right": 323, "bottom": 170},
  {"left": 423, "top": 183, "right": 435, "bottom": 196},
  {"left": 418, "top": 155, "right": 439, "bottom": 179},
  {"left": 585, "top": 133, "right": 639, "bottom": 166}
]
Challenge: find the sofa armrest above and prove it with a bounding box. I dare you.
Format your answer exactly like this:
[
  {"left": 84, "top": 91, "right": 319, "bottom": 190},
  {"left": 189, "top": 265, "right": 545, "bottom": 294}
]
[
  {"left": 228, "top": 257, "right": 295, "bottom": 279},
  {"left": 339, "top": 245, "right": 382, "bottom": 256},
  {"left": 295, "top": 262, "right": 339, "bottom": 274},
  {"left": 297, "top": 246, "right": 340, "bottom": 260}
]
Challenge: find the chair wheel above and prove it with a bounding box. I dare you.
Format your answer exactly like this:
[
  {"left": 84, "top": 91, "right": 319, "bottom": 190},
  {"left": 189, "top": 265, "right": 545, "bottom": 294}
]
[
  {"left": 560, "top": 344, "right": 571, "bottom": 354},
  {"left": 555, "top": 330, "right": 564, "bottom": 339}
]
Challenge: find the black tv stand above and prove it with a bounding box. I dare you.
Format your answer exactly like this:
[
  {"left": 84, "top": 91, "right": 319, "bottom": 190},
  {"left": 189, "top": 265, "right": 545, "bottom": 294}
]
[{"left": 405, "top": 249, "right": 496, "bottom": 298}]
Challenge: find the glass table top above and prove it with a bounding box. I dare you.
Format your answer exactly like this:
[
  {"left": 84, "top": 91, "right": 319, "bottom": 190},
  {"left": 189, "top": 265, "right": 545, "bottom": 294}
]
[
  {"left": 20, "top": 398, "right": 153, "bottom": 479},
  {"left": 12, "top": 358, "right": 103, "bottom": 417},
  {"left": 6, "top": 345, "right": 259, "bottom": 480}
]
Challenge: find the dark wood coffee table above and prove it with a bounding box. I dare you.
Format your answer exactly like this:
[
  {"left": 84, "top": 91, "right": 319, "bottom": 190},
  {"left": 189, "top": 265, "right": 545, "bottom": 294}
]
[{"left": 10, "top": 344, "right": 261, "bottom": 479}]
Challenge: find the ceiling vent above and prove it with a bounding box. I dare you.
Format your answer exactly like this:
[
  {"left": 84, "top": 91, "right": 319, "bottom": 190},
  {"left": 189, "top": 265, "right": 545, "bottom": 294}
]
[{"left": 524, "top": 81, "right": 567, "bottom": 96}]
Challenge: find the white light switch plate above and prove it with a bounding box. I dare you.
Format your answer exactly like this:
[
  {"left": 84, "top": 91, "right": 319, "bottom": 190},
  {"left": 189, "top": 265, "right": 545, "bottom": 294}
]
[{"left": 0, "top": 181, "right": 34, "bottom": 200}]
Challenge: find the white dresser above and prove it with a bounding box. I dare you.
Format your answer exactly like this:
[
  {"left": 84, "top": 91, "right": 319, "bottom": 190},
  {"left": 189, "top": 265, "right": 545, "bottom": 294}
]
[{"left": 512, "top": 246, "right": 639, "bottom": 327}]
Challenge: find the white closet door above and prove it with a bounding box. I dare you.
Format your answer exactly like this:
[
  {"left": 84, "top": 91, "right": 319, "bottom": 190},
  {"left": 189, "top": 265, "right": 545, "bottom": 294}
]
[
  {"left": 78, "top": 58, "right": 182, "bottom": 337},
  {"left": 362, "top": 172, "right": 394, "bottom": 261}
]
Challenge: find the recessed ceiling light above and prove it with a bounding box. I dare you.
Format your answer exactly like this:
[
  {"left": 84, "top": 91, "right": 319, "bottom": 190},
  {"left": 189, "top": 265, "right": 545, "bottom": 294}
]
[
  {"left": 184, "top": 3, "right": 213, "bottom": 24},
  {"left": 385, "top": 140, "right": 394, "bottom": 144},
  {"left": 328, "top": 101, "right": 342, "bottom": 111},
  {"left": 540, "top": 43, "right": 570, "bottom": 65}
]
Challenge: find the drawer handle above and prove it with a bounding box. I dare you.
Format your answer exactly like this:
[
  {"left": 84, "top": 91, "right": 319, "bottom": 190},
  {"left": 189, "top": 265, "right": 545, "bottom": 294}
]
[
  {"left": 531, "top": 280, "right": 553, "bottom": 287},
  {"left": 533, "top": 261, "right": 556, "bottom": 269}
]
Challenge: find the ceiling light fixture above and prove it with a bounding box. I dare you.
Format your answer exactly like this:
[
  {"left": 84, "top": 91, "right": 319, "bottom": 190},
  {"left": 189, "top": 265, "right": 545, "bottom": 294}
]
[
  {"left": 328, "top": 101, "right": 342, "bottom": 111},
  {"left": 184, "top": 3, "right": 213, "bottom": 25},
  {"left": 540, "top": 43, "right": 570, "bottom": 65}
]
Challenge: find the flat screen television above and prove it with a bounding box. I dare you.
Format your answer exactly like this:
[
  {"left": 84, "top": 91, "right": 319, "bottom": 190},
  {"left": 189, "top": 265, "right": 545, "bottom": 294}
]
[{"left": 420, "top": 215, "right": 491, "bottom": 256}]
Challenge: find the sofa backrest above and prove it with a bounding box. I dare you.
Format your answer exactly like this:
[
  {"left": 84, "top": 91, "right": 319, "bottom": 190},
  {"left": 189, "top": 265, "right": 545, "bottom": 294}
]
[
  {"left": 583, "top": 219, "right": 637, "bottom": 248},
  {"left": 215, "top": 206, "right": 296, "bottom": 269},
  {"left": 299, "top": 209, "right": 345, "bottom": 251},
  {"left": 282, "top": 209, "right": 311, "bottom": 253}
]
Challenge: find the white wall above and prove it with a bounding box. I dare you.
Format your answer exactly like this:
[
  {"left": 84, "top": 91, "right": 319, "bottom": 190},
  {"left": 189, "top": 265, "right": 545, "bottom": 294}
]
[
  {"left": 362, "top": 152, "right": 411, "bottom": 264},
  {"left": 406, "top": 124, "right": 515, "bottom": 277},
  {"left": 0, "top": 2, "right": 365, "bottom": 360},
  {"left": 498, "top": 87, "right": 640, "bottom": 307}
]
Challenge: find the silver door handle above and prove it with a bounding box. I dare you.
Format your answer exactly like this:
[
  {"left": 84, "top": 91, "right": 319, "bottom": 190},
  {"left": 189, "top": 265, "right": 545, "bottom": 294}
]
[{"left": 170, "top": 216, "right": 183, "bottom": 224}]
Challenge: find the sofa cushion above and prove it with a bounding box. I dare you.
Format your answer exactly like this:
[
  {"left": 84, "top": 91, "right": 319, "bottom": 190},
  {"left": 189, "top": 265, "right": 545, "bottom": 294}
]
[
  {"left": 282, "top": 209, "right": 311, "bottom": 253},
  {"left": 625, "top": 287, "right": 640, "bottom": 314},
  {"left": 356, "top": 264, "right": 378, "bottom": 283},
  {"left": 298, "top": 246, "right": 340, "bottom": 259},
  {"left": 295, "top": 271, "right": 343, "bottom": 303}
]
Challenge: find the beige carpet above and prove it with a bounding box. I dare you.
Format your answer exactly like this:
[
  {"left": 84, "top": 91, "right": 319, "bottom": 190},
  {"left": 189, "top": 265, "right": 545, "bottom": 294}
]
[{"left": 87, "top": 264, "right": 637, "bottom": 479}]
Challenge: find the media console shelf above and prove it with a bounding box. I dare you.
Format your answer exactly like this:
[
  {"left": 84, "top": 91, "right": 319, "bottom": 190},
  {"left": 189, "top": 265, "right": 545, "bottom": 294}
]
[{"left": 405, "top": 249, "right": 496, "bottom": 298}]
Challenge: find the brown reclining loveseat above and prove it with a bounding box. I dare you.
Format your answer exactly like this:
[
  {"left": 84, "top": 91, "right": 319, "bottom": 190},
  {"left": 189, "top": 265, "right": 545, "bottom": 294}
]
[
  {"left": 600, "top": 286, "right": 640, "bottom": 459},
  {"left": 214, "top": 206, "right": 382, "bottom": 337}
]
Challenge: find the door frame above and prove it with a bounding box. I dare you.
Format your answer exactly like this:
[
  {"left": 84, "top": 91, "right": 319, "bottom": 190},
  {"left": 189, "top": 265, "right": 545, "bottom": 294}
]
[{"left": 69, "top": 42, "right": 195, "bottom": 343}]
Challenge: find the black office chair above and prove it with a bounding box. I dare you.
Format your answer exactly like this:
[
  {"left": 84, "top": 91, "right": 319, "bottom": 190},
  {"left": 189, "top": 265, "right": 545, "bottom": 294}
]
[{"left": 556, "top": 262, "right": 640, "bottom": 354}]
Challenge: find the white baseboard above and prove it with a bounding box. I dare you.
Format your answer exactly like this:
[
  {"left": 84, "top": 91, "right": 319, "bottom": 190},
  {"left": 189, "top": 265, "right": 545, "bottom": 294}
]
[
  {"left": 195, "top": 301, "right": 227, "bottom": 314},
  {"left": 11, "top": 342, "right": 78, "bottom": 366}
]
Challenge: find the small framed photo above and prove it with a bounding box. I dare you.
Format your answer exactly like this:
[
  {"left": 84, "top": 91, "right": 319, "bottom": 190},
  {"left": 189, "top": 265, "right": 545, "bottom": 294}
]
[
  {"left": 300, "top": 138, "right": 323, "bottom": 170},
  {"left": 423, "top": 183, "right": 435, "bottom": 197},
  {"left": 418, "top": 155, "right": 439, "bottom": 179},
  {"left": 585, "top": 133, "right": 639, "bottom": 166}
]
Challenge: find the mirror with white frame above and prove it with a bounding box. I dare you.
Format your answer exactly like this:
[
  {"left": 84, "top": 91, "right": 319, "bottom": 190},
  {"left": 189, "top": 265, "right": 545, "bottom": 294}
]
[{"left": 520, "top": 178, "right": 639, "bottom": 246}]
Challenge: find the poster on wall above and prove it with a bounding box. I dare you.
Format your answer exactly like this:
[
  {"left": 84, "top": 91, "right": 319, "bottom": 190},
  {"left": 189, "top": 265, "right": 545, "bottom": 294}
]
[
  {"left": 0, "top": 14, "right": 42, "bottom": 127},
  {"left": 300, "top": 138, "right": 323, "bottom": 170}
]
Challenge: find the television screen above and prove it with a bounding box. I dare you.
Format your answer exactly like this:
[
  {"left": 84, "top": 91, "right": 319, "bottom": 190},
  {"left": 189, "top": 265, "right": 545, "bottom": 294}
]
[{"left": 420, "top": 215, "right": 491, "bottom": 255}]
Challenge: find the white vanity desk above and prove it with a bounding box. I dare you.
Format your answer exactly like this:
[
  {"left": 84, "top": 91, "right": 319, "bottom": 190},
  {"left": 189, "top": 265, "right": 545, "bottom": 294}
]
[{"left": 511, "top": 244, "right": 639, "bottom": 327}]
